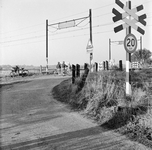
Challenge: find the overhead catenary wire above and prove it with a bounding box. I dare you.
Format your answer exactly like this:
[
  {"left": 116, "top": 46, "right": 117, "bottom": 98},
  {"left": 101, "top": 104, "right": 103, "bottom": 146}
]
[
  {"left": 1, "top": 7, "right": 151, "bottom": 40},
  {"left": 1, "top": 1, "right": 151, "bottom": 45},
  {"left": 1, "top": 29, "right": 45, "bottom": 39},
  {"left": 0, "top": 23, "right": 45, "bottom": 35},
  {"left": 0, "top": 2, "right": 115, "bottom": 35},
  {"left": 0, "top": 21, "right": 115, "bottom": 44},
  {"left": 1, "top": 29, "right": 113, "bottom": 47}
]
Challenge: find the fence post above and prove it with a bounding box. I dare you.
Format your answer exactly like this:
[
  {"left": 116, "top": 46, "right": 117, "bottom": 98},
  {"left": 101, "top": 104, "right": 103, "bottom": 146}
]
[
  {"left": 103, "top": 61, "right": 105, "bottom": 70},
  {"left": 119, "top": 60, "right": 123, "bottom": 71},
  {"left": 84, "top": 63, "right": 88, "bottom": 70},
  {"left": 72, "top": 64, "right": 75, "bottom": 84},
  {"left": 95, "top": 62, "right": 98, "bottom": 72},
  {"left": 106, "top": 61, "right": 109, "bottom": 70},
  {"left": 76, "top": 64, "right": 80, "bottom": 77},
  {"left": 77, "top": 63, "right": 89, "bottom": 92}
]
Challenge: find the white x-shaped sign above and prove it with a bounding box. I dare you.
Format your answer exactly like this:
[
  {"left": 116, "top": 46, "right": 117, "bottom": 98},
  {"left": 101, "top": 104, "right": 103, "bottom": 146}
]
[{"left": 113, "top": 0, "right": 146, "bottom": 35}]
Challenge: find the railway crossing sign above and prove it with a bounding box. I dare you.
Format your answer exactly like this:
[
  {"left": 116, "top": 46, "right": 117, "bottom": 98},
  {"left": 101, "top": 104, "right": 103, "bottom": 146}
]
[
  {"left": 86, "top": 39, "right": 93, "bottom": 53},
  {"left": 112, "top": 0, "right": 146, "bottom": 35},
  {"left": 124, "top": 34, "right": 137, "bottom": 53}
]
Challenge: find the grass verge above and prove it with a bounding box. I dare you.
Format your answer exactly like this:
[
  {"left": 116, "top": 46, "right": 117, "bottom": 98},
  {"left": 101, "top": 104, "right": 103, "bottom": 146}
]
[{"left": 52, "top": 69, "right": 152, "bottom": 148}]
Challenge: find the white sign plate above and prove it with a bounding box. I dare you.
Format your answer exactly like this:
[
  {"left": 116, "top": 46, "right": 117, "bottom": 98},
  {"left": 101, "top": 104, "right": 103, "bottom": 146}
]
[
  {"left": 86, "top": 39, "right": 93, "bottom": 53},
  {"left": 124, "top": 33, "right": 137, "bottom": 53}
]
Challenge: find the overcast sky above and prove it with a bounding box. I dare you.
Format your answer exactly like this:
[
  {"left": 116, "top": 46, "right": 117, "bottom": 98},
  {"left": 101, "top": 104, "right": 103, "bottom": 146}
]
[{"left": 0, "top": 0, "right": 152, "bottom": 66}]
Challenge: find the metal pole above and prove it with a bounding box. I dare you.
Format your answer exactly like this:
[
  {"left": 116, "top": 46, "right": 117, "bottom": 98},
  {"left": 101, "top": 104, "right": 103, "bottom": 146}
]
[
  {"left": 89, "top": 9, "right": 93, "bottom": 72},
  {"left": 140, "top": 36, "right": 142, "bottom": 50},
  {"left": 46, "top": 20, "right": 48, "bottom": 73},
  {"left": 140, "top": 36, "right": 142, "bottom": 63},
  {"left": 109, "top": 38, "right": 111, "bottom": 61},
  {"left": 126, "top": 1, "right": 131, "bottom": 95}
]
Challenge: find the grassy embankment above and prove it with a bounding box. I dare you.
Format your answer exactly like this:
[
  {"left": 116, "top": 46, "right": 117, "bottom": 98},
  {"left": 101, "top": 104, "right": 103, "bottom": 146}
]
[{"left": 52, "top": 68, "right": 152, "bottom": 148}]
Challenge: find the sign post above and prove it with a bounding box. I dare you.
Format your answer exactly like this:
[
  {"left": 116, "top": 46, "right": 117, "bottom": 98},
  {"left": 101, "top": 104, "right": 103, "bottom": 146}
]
[{"left": 112, "top": 0, "right": 146, "bottom": 95}]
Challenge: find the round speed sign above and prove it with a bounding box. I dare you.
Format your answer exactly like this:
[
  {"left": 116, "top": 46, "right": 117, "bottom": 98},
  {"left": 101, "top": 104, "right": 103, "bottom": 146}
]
[{"left": 124, "top": 34, "right": 137, "bottom": 53}]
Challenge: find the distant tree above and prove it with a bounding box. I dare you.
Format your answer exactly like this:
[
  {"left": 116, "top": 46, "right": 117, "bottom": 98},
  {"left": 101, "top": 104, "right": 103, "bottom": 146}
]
[{"left": 131, "top": 48, "right": 151, "bottom": 64}]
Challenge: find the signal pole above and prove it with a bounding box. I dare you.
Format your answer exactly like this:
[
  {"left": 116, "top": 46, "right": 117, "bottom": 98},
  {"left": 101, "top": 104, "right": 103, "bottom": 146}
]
[
  {"left": 46, "top": 20, "right": 48, "bottom": 73},
  {"left": 89, "top": 9, "right": 93, "bottom": 72}
]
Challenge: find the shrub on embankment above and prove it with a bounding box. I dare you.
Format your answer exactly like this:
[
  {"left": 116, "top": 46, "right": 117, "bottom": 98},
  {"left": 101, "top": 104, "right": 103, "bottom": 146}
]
[{"left": 52, "top": 69, "right": 152, "bottom": 148}]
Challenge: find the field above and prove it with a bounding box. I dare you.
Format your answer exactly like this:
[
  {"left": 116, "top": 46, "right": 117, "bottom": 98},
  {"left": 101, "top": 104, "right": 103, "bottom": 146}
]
[{"left": 52, "top": 68, "right": 152, "bottom": 149}]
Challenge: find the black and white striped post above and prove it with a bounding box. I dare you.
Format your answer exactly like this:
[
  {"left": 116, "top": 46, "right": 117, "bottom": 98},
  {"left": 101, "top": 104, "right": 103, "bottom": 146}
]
[
  {"left": 112, "top": 0, "right": 146, "bottom": 95},
  {"left": 126, "top": 1, "right": 131, "bottom": 95}
]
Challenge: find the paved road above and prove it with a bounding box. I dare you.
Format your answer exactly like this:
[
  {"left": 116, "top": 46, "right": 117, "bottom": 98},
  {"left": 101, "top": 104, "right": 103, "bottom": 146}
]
[{"left": 0, "top": 76, "right": 149, "bottom": 150}]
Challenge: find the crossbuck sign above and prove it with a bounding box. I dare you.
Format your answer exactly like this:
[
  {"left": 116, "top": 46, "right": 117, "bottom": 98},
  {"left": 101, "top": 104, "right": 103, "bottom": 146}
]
[{"left": 112, "top": 0, "right": 147, "bottom": 35}]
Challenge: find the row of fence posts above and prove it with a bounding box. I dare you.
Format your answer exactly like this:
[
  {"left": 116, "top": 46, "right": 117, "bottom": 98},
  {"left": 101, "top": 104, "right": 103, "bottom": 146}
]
[
  {"left": 72, "top": 63, "right": 89, "bottom": 84},
  {"left": 94, "top": 60, "right": 123, "bottom": 72},
  {"left": 72, "top": 60, "right": 123, "bottom": 84}
]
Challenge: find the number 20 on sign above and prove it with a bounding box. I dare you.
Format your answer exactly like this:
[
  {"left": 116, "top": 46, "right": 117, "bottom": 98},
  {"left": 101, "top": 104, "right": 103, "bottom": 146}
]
[{"left": 124, "top": 33, "right": 137, "bottom": 53}]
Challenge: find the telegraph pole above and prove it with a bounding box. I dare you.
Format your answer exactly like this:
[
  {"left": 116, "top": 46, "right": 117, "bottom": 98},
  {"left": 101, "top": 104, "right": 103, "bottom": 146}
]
[
  {"left": 46, "top": 20, "right": 48, "bottom": 73},
  {"left": 126, "top": 1, "right": 131, "bottom": 95},
  {"left": 89, "top": 9, "right": 93, "bottom": 72}
]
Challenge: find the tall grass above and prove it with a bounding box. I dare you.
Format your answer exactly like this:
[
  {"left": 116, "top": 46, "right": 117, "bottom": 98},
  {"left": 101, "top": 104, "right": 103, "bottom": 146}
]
[{"left": 52, "top": 69, "right": 152, "bottom": 147}]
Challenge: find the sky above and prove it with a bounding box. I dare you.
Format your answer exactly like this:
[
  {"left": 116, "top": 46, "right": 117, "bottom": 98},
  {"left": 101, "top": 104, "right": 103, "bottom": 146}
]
[{"left": 0, "top": 0, "right": 152, "bottom": 66}]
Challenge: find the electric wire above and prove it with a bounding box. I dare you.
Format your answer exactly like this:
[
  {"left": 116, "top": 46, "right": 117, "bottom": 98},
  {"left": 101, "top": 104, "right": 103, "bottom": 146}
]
[
  {"left": 1, "top": 29, "right": 45, "bottom": 39},
  {"left": 0, "top": 2, "right": 115, "bottom": 35},
  {"left": 1, "top": 29, "right": 113, "bottom": 47},
  {"left": 0, "top": 23, "right": 45, "bottom": 35},
  {"left": 1, "top": 1, "right": 151, "bottom": 44},
  {"left": 1, "top": 21, "right": 115, "bottom": 44}
]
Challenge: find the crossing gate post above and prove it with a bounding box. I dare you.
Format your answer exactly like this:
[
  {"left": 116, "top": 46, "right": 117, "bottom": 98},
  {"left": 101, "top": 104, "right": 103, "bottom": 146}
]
[{"left": 72, "top": 64, "right": 76, "bottom": 84}]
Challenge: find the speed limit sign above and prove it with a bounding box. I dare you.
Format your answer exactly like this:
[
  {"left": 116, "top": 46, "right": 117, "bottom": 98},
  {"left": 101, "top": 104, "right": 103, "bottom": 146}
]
[{"left": 124, "top": 34, "right": 137, "bottom": 53}]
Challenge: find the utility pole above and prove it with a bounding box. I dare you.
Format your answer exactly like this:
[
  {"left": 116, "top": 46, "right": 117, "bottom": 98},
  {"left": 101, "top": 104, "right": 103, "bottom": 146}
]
[
  {"left": 109, "top": 38, "right": 111, "bottom": 61},
  {"left": 46, "top": 20, "right": 48, "bottom": 73},
  {"left": 89, "top": 9, "right": 93, "bottom": 72},
  {"left": 126, "top": 1, "right": 131, "bottom": 95}
]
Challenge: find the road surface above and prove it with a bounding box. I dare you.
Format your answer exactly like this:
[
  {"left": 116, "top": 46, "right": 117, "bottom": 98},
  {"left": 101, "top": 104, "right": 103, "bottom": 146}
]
[{"left": 0, "top": 76, "right": 149, "bottom": 150}]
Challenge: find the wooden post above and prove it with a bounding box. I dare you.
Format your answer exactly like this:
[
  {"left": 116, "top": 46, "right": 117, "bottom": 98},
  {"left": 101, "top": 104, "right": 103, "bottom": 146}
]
[
  {"left": 76, "top": 64, "right": 80, "bottom": 77},
  {"left": 95, "top": 62, "right": 98, "bottom": 72},
  {"left": 84, "top": 63, "right": 88, "bottom": 70},
  {"left": 106, "top": 61, "right": 109, "bottom": 70},
  {"left": 119, "top": 60, "right": 123, "bottom": 71},
  {"left": 103, "top": 61, "right": 105, "bottom": 70},
  {"left": 72, "top": 65, "right": 75, "bottom": 84}
]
